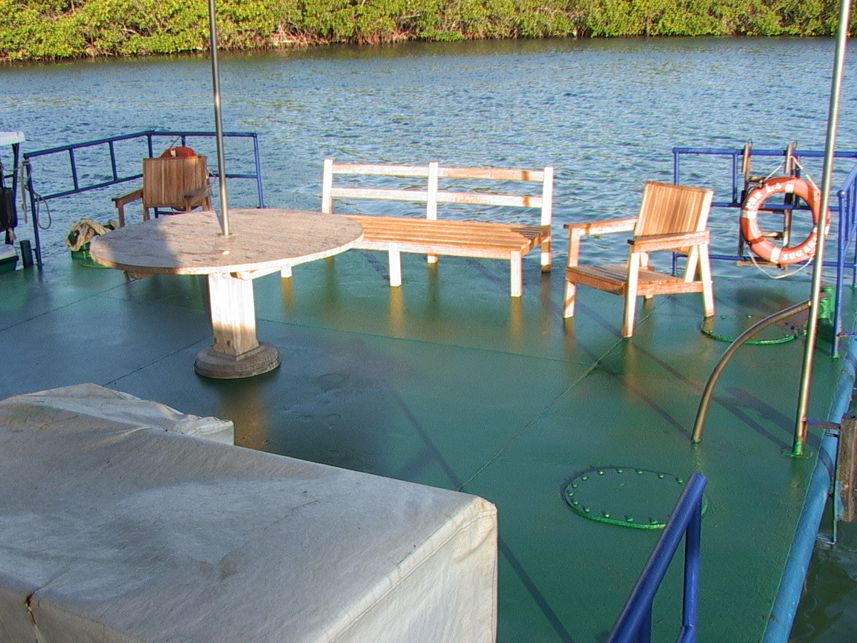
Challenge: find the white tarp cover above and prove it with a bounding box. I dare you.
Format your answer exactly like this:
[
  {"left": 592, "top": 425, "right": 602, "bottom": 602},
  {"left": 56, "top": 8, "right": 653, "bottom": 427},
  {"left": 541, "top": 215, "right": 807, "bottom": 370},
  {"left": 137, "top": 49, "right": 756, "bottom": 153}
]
[{"left": 0, "top": 384, "right": 498, "bottom": 642}]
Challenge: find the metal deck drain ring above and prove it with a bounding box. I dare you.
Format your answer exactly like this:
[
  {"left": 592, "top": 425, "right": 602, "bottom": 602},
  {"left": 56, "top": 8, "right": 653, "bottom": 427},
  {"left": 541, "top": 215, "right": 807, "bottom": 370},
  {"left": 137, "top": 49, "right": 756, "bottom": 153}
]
[
  {"left": 562, "top": 466, "right": 707, "bottom": 530},
  {"left": 700, "top": 314, "right": 800, "bottom": 345}
]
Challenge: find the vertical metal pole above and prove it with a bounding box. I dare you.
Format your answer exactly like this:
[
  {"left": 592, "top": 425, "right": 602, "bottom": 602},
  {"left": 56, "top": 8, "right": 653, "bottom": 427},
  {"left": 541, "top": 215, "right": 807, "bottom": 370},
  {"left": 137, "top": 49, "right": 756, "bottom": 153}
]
[
  {"left": 207, "top": 0, "right": 230, "bottom": 236},
  {"left": 794, "top": 0, "right": 852, "bottom": 456}
]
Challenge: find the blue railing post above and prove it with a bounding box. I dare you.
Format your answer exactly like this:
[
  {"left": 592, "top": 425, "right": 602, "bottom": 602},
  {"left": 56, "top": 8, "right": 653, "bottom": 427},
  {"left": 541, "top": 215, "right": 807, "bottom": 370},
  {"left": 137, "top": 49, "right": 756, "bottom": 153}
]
[{"left": 609, "top": 473, "right": 708, "bottom": 643}]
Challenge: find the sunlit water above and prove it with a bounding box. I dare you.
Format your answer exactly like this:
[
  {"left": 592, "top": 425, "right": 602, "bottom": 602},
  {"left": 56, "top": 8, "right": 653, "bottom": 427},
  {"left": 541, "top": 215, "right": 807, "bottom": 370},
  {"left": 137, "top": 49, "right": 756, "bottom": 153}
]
[{"left": 2, "top": 37, "right": 857, "bottom": 637}]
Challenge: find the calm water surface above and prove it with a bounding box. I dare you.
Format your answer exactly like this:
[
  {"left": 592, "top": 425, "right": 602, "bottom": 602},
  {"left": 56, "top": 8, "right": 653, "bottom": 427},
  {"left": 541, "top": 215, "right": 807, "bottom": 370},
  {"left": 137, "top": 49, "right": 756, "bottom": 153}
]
[
  {"left": 2, "top": 37, "right": 857, "bottom": 260},
  {"left": 2, "top": 37, "right": 857, "bottom": 638}
]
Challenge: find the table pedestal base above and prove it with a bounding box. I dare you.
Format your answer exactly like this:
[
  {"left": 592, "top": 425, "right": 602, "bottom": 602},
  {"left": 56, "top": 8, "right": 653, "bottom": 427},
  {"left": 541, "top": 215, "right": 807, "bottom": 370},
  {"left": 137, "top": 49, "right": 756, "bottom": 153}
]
[{"left": 195, "top": 342, "right": 280, "bottom": 379}]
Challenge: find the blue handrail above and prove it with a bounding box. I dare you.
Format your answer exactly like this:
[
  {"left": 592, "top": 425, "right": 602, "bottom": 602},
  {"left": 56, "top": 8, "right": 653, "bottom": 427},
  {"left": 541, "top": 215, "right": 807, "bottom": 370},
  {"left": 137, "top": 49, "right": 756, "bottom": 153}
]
[
  {"left": 609, "top": 473, "right": 708, "bottom": 643},
  {"left": 21, "top": 130, "right": 266, "bottom": 266},
  {"left": 673, "top": 146, "right": 857, "bottom": 356}
]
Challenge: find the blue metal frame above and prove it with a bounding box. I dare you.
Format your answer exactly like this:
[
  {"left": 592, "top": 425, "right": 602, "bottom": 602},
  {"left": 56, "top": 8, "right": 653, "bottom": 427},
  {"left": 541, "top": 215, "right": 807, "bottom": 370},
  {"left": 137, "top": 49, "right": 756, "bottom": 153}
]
[
  {"left": 22, "top": 130, "right": 266, "bottom": 266},
  {"left": 673, "top": 147, "right": 857, "bottom": 356},
  {"left": 609, "top": 473, "right": 708, "bottom": 643}
]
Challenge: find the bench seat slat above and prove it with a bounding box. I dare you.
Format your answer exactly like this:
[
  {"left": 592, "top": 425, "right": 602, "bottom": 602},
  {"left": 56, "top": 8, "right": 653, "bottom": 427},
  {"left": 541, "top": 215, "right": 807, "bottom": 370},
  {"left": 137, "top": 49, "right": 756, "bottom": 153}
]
[{"left": 350, "top": 216, "right": 548, "bottom": 246}]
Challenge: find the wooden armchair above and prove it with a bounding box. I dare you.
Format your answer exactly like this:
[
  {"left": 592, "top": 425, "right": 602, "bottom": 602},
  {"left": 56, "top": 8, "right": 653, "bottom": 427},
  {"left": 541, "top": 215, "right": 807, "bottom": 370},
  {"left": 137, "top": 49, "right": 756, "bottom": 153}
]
[
  {"left": 563, "top": 181, "right": 715, "bottom": 338},
  {"left": 113, "top": 156, "right": 211, "bottom": 227}
]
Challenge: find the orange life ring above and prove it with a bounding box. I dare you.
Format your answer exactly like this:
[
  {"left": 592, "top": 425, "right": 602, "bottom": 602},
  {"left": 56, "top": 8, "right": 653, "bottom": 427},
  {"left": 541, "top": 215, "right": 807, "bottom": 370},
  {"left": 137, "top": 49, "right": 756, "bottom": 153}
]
[
  {"left": 740, "top": 176, "right": 823, "bottom": 265},
  {"left": 160, "top": 145, "right": 198, "bottom": 158}
]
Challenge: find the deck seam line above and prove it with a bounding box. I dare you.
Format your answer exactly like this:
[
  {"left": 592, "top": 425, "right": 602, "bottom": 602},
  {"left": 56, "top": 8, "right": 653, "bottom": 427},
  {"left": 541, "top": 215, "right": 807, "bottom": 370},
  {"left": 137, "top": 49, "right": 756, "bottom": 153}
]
[{"left": 457, "top": 337, "right": 626, "bottom": 490}]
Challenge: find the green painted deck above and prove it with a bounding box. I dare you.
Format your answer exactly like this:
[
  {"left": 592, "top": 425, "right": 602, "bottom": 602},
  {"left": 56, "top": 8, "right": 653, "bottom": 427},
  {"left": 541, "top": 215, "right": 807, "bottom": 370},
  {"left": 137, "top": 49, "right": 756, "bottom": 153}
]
[{"left": 0, "top": 249, "right": 850, "bottom": 641}]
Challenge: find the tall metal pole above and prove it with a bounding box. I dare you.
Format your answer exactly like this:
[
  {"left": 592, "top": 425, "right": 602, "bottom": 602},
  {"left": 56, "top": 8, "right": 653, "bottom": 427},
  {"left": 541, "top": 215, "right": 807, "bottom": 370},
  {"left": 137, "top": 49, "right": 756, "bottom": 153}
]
[
  {"left": 793, "top": 0, "right": 852, "bottom": 456},
  {"left": 207, "top": 0, "right": 230, "bottom": 236}
]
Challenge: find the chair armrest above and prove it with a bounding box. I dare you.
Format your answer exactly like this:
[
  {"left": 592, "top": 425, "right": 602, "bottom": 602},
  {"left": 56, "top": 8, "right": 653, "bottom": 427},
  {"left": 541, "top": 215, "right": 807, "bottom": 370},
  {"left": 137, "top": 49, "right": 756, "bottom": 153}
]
[
  {"left": 112, "top": 188, "right": 143, "bottom": 208},
  {"left": 564, "top": 217, "right": 638, "bottom": 268},
  {"left": 563, "top": 217, "right": 638, "bottom": 237},
  {"left": 112, "top": 188, "right": 144, "bottom": 227},
  {"left": 629, "top": 230, "right": 709, "bottom": 253}
]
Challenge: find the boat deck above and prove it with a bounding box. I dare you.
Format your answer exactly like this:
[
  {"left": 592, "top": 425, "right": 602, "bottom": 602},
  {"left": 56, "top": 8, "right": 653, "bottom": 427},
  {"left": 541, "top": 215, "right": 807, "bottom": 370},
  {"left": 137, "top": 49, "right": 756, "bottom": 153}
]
[{"left": 0, "top": 248, "right": 851, "bottom": 641}]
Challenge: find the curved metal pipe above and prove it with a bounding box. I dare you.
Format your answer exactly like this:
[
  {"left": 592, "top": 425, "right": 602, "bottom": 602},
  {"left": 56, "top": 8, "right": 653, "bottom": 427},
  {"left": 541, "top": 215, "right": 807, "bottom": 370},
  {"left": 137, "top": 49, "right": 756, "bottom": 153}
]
[{"left": 691, "top": 300, "right": 811, "bottom": 443}]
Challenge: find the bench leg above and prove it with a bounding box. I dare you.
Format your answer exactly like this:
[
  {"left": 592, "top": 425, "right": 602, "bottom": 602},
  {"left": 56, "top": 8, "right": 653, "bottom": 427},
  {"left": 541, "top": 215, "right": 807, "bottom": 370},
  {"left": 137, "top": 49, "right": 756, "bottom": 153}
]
[
  {"left": 510, "top": 251, "right": 523, "bottom": 297},
  {"left": 280, "top": 265, "right": 293, "bottom": 279},
  {"left": 389, "top": 244, "right": 402, "bottom": 287},
  {"left": 563, "top": 280, "right": 576, "bottom": 318},
  {"left": 541, "top": 241, "right": 552, "bottom": 272}
]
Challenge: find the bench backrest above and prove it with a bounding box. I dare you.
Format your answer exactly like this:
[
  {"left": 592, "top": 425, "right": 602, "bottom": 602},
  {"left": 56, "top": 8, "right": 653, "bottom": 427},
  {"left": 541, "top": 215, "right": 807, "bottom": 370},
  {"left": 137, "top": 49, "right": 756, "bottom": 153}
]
[{"left": 322, "top": 158, "right": 553, "bottom": 226}]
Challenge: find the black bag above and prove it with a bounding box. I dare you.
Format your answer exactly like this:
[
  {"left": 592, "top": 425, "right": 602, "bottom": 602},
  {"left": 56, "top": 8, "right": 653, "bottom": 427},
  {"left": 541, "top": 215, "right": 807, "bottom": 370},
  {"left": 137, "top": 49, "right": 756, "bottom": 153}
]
[
  {"left": 0, "top": 187, "right": 16, "bottom": 243},
  {"left": 0, "top": 187, "right": 15, "bottom": 230}
]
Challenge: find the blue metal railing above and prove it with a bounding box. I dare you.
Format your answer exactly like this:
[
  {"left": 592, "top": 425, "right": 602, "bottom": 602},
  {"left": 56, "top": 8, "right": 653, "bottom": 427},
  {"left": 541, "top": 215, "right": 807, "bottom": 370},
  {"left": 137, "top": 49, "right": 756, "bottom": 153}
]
[
  {"left": 22, "top": 130, "right": 266, "bottom": 266},
  {"left": 608, "top": 473, "right": 708, "bottom": 643},
  {"left": 673, "top": 147, "right": 857, "bottom": 356}
]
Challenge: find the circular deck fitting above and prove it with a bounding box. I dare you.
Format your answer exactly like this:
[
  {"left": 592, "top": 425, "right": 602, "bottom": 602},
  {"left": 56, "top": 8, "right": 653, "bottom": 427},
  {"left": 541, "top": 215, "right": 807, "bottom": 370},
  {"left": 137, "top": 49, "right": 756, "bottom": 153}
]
[
  {"left": 195, "top": 343, "right": 280, "bottom": 379},
  {"left": 700, "top": 314, "right": 800, "bottom": 345},
  {"left": 562, "top": 466, "right": 706, "bottom": 530}
]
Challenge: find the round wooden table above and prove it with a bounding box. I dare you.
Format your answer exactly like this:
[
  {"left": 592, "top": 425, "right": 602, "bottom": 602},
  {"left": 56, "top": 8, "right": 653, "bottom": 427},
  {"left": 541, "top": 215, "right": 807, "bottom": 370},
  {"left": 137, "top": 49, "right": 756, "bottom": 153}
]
[{"left": 90, "top": 208, "right": 363, "bottom": 379}]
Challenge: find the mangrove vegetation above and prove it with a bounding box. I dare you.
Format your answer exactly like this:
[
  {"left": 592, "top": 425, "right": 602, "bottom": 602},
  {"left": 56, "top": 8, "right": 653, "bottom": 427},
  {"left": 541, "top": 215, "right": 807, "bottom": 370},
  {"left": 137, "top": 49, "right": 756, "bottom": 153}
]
[{"left": 0, "top": 0, "right": 849, "bottom": 62}]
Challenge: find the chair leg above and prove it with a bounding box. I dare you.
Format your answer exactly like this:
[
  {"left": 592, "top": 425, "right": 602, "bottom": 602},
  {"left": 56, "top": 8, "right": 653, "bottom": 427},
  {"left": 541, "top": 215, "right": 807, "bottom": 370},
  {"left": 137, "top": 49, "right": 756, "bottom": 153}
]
[
  {"left": 623, "top": 255, "right": 642, "bottom": 338},
  {"left": 699, "top": 245, "right": 715, "bottom": 317},
  {"left": 510, "top": 251, "right": 523, "bottom": 297},
  {"left": 388, "top": 244, "right": 402, "bottom": 287},
  {"left": 563, "top": 280, "right": 576, "bottom": 318}
]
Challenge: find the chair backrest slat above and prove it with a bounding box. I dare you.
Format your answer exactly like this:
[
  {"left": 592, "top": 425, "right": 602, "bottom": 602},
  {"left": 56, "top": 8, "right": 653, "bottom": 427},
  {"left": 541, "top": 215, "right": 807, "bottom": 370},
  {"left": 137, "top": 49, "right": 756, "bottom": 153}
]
[
  {"left": 634, "top": 182, "right": 713, "bottom": 237},
  {"left": 142, "top": 156, "right": 209, "bottom": 211}
]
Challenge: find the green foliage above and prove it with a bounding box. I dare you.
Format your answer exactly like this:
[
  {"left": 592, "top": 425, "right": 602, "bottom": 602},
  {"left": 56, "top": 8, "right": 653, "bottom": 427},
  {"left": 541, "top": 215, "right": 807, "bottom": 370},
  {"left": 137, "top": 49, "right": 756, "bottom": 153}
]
[{"left": 0, "top": 0, "right": 852, "bottom": 61}]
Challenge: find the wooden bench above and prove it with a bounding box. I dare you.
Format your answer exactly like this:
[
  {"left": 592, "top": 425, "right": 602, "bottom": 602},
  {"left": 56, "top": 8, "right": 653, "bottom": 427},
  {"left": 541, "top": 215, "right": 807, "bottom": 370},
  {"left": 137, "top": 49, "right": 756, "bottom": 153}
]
[{"left": 321, "top": 158, "right": 554, "bottom": 297}]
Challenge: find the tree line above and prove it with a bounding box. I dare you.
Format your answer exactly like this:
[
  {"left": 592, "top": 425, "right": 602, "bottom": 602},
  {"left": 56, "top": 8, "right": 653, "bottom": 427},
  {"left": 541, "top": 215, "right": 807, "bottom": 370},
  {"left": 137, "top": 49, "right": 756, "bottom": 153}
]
[{"left": 0, "top": 0, "right": 848, "bottom": 62}]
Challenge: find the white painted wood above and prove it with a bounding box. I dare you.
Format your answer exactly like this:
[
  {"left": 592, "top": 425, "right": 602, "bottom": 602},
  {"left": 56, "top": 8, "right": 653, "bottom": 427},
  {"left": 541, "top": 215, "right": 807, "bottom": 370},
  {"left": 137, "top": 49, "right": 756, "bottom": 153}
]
[
  {"left": 208, "top": 272, "right": 258, "bottom": 357},
  {"left": 510, "top": 251, "right": 522, "bottom": 298},
  {"left": 322, "top": 158, "right": 335, "bottom": 214},
  {"left": 321, "top": 159, "right": 555, "bottom": 296},
  {"left": 389, "top": 243, "right": 402, "bottom": 287}
]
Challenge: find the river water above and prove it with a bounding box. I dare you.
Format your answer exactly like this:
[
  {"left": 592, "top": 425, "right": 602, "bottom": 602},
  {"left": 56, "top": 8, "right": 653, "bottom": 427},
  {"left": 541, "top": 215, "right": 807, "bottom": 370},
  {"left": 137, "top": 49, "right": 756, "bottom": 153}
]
[{"left": 2, "top": 37, "right": 857, "bottom": 638}]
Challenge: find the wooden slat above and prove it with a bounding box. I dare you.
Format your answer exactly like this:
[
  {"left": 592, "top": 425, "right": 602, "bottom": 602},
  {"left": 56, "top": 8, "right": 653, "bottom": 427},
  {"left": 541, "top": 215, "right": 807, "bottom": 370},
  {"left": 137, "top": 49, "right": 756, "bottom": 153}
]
[
  {"left": 347, "top": 215, "right": 548, "bottom": 257},
  {"left": 435, "top": 190, "right": 542, "bottom": 208},
  {"left": 332, "top": 163, "right": 430, "bottom": 178},
  {"left": 438, "top": 166, "right": 546, "bottom": 182},
  {"left": 142, "top": 156, "right": 208, "bottom": 211},
  {"left": 321, "top": 158, "right": 555, "bottom": 295},
  {"left": 331, "top": 186, "right": 429, "bottom": 203}
]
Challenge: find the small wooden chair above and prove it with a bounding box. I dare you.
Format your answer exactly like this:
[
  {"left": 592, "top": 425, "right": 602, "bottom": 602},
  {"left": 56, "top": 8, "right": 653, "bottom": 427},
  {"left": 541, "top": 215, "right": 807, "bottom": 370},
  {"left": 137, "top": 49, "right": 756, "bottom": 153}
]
[
  {"left": 113, "top": 156, "right": 211, "bottom": 227},
  {"left": 563, "top": 181, "right": 715, "bottom": 338}
]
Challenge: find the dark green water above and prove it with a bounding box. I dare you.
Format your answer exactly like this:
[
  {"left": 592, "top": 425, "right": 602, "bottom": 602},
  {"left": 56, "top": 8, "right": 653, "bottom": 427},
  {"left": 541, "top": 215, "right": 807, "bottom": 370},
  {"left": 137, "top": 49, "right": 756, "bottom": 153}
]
[
  {"left": 792, "top": 520, "right": 857, "bottom": 641},
  {"left": 2, "top": 37, "right": 857, "bottom": 638}
]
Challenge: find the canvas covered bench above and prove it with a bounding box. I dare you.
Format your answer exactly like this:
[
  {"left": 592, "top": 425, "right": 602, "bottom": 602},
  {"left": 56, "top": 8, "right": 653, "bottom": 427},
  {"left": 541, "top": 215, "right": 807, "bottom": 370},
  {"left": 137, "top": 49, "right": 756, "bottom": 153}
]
[
  {"left": 0, "top": 384, "right": 498, "bottom": 642},
  {"left": 322, "top": 158, "right": 554, "bottom": 296}
]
